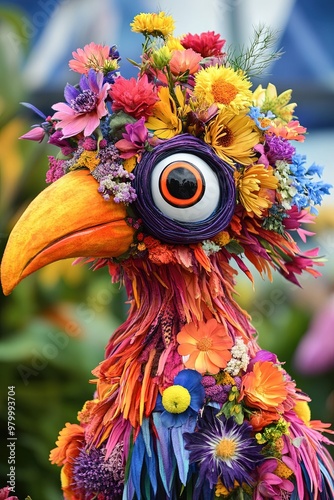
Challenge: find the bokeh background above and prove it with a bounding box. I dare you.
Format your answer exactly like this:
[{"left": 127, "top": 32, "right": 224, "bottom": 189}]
[{"left": 0, "top": 1, "right": 333, "bottom": 498}]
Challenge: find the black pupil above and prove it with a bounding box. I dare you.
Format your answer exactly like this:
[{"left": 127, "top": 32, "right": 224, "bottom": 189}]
[{"left": 166, "top": 167, "right": 198, "bottom": 200}]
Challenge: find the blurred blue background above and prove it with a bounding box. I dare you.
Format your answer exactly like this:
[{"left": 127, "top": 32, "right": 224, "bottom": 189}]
[{"left": 0, "top": 1, "right": 333, "bottom": 498}]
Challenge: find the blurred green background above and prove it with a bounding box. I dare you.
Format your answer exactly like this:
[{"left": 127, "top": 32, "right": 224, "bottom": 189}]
[{"left": 0, "top": 3, "right": 333, "bottom": 499}]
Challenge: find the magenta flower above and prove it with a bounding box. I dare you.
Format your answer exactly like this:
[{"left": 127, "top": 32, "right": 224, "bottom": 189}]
[
  {"left": 52, "top": 69, "right": 110, "bottom": 138},
  {"left": 19, "top": 126, "right": 47, "bottom": 142},
  {"left": 254, "top": 459, "right": 294, "bottom": 499},
  {"left": 0, "top": 486, "right": 19, "bottom": 500},
  {"left": 115, "top": 117, "right": 149, "bottom": 159}
]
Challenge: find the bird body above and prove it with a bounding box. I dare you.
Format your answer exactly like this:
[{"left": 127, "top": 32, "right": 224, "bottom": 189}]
[{"left": 1, "top": 11, "right": 334, "bottom": 500}]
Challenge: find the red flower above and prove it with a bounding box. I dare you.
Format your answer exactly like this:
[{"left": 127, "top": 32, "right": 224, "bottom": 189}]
[
  {"left": 181, "top": 31, "right": 226, "bottom": 58},
  {"left": 109, "top": 74, "right": 158, "bottom": 120}
]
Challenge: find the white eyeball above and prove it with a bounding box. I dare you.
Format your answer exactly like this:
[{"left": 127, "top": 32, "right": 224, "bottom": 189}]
[{"left": 151, "top": 153, "right": 220, "bottom": 223}]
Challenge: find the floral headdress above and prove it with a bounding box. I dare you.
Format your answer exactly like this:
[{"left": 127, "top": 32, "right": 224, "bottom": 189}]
[{"left": 6, "top": 10, "right": 334, "bottom": 500}]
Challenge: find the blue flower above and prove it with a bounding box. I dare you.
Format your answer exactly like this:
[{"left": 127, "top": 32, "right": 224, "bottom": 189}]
[
  {"left": 248, "top": 106, "right": 275, "bottom": 130},
  {"left": 155, "top": 369, "right": 205, "bottom": 428},
  {"left": 289, "top": 154, "right": 332, "bottom": 214}
]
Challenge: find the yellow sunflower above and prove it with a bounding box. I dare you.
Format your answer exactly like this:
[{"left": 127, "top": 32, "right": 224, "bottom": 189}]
[
  {"left": 194, "top": 65, "right": 252, "bottom": 113},
  {"left": 204, "top": 110, "right": 260, "bottom": 166},
  {"left": 234, "top": 164, "right": 278, "bottom": 217},
  {"left": 130, "top": 12, "right": 175, "bottom": 38},
  {"left": 146, "top": 86, "right": 190, "bottom": 140}
]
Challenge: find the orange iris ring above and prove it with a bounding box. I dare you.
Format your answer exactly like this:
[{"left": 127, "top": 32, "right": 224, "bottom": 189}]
[{"left": 159, "top": 161, "right": 205, "bottom": 208}]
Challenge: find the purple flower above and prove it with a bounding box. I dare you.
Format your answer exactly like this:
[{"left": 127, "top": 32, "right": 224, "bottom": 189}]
[
  {"left": 265, "top": 134, "right": 296, "bottom": 164},
  {"left": 184, "top": 406, "right": 264, "bottom": 496},
  {"left": 52, "top": 69, "right": 110, "bottom": 138},
  {"left": 72, "top": 444, "right": 124, "bottom": 500},
  {"left": 247, "top": 350, "right": 278, "bottom": 371},
  {"left": 48, "top": 130, "right": 75, "bottom": 156},
  {"left": 254, "top": 459, "right": 294, "bottom": 500},
  {"left": 115, "top": 117, "right": 149, "bottom": 159}
]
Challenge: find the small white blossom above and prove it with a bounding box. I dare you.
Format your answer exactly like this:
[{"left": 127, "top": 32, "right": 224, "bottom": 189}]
[
  {"left": 202, "top": 240, "right": 221, "bottom": 255},
  {"left": 226, "top": 337, "right": 250, "bottom": 376}
]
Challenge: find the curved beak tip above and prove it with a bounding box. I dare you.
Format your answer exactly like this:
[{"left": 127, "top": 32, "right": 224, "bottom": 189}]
[{"left": 1, "top": 170, "right": 135, "bottom": 295}]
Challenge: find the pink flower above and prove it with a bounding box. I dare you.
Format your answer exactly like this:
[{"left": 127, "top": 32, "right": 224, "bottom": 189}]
[
  {"left": 294, "top": 293, "right": 334, "bottom": 374},
  {"left": 0, "top": 487, "right": 19, "bottom": 500},
  {"left": 115, "top": 117, "right": 148, "bottom": 159},
  {"left": 254, "top": 459, "right": 294, "bottom": 499},
  {"left": 284, "top": 206, "right": 316, "bottom": 242},
  {"left": 69, "top": 42, "right": 111, "bottom": 74},
  {"left": 181, "top": 31, "right": 226, "bottom": 57},
  {"left": 52, "top": 69, "right": 110, "bottom": 138},
  {"left": 19, "top": 126, "right": 47, "bottom": 142},
  {"left": 169, "top": 49, "right": 202, "bottom": 75},
  {"left": 109, "top": 74, "right": 158, "bottom": 120}
]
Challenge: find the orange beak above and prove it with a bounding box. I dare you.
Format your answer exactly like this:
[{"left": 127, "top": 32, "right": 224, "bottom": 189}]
[{"left": 1, "top": 169, "right": 135, "bottom": 295}]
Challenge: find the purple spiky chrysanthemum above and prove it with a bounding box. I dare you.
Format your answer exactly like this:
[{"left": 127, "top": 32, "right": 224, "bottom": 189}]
[
  {"left": 72, "top": 444, "right": 124, "bottom": 499},
  {"left": 184, "top": 406, "right": 264, "bottom": 496},
  {"left": 265, "top": 134, "right": 296, "bottom": 164}
]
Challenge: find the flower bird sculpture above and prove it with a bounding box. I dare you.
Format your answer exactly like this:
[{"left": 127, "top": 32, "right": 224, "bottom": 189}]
[{"left": 1, "top": 11, "right": 334, "bottom": 500}]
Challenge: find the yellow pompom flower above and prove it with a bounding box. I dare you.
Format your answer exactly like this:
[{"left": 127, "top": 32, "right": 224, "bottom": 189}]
[
  {"left": 235, "top": 164, "right": 278, "bottom": 217},
  {"left": 130, "top": 12, "right": 175, "bottom": 38},
  {"left": 194, "top": 66, "right": 253, "bottom": 114},
  {"left": 294, "top": 400, "right": 311, "bottom": 426},
  {"left": 204, "top": 111, "right": 260, "bottom": 166}
]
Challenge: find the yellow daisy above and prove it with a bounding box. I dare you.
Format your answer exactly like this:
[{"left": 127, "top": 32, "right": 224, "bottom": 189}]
[
  {"left": 130, "top": 12, "right": 175, "bottom": 38},
  {"left": 234, "top": 164, "right": 278, "bottom": 217},
  {"left": 194, "top": 65, "right": 252, "bottom": 113},
  {"left": 204, "top": 111, "right": 260, "bottom": 166},
  {"left": 146, "top": 86, "right": 190, "bottom": 140}
]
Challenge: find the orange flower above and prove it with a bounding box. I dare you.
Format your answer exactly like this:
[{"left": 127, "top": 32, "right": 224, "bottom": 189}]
[
  {"left": 239, "top": 361, "right": 288, "bottom": 412},
  {"left": 249, "top": 409, "right": 281, "bottom": 431},
  {"left": 49, "top": 422, "right": 85, "bottom": 499},
  {"left": 169, "top": 48, "right": 202, "bottom": 75},
  {"left": 177, "top": 318, "right": 233, "bottom": 374},
  {"left": 267, "top": 119, "right": 307, "bottom": 142}
]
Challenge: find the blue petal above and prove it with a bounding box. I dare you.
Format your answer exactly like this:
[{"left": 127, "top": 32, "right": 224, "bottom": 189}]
[
  {"left": 175, "top": 369, "right": 202, "bottom": 392},
  {"left": 129, "top": 432, "right": 145, "bottom": 496},
  {"left": 20, "top": 102, "right": 46, "bottom": 119},
  {"left": 153, "top": 412, "right": 174, "bottom": 495},
  {"left": 141, "top": 417, "right": 152, "bottom": 457},
  {"left": 161, "top": 411, "right": 188, "bottom": 427},
  {"left": 171, "top": 425, "right": 190, "bottom": 485},
  {"left": 155, "top": 393, "right": 164, "bottom": 412}
]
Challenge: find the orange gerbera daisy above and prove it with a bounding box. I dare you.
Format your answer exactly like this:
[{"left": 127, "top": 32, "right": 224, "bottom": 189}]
[
  {"left": 239, "top": 361, "right": 288, "bottom": 412},
  {"left": 177, "top": 318, "right": 233, "bottom": 374},
  {"left": 49, "top": 422, "right": 85, "bottom": 499}
]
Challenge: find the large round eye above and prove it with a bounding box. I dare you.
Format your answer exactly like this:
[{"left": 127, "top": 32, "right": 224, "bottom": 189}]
[
  {"left": 151, "top": 153, "right": 220, "bottom": 223},
  {"left": 132, "top": 135, "right": 236, "bottom": 244}
]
